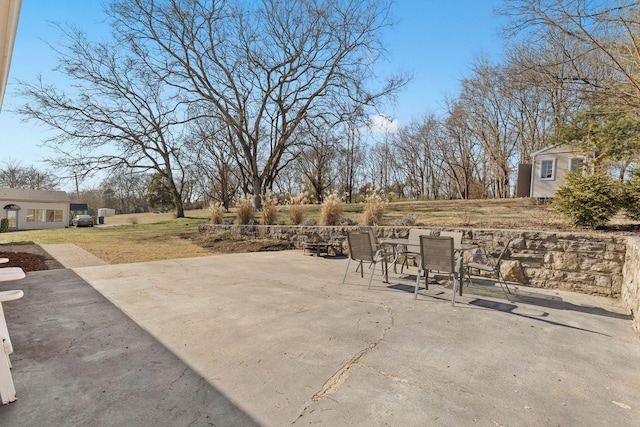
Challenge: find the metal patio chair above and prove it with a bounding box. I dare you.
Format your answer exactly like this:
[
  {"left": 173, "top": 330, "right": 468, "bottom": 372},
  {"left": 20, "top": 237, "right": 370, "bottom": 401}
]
[
  {"left": 414, "top": 235, "right": 462, "bottom": 306},
  {"left": 465, "top": 238, "right": 513, "bottom": 301},
  {"left": 342, "top": 231, "right": 394, "bottom": 288},
  {"left": 399, "top": 228, "right": 433, "bottom": 273}
]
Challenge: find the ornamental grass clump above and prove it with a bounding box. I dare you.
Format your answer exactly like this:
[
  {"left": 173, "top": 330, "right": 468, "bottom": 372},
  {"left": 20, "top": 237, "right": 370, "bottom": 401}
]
[
  {"left": 288, "top": 192, "right": 308, "bottom": 225},
  {"left": 362, "top": 188, "right": 387, "bottom": 226},
  {"left": 209, "top": 201, "right": 226, "bottom": 224},
  {"left": 261, "top": 191, "right": 278, "bottom": 225},
  {"left": 235, "top": 195, "right": 255, "bottom": 225},
  {"left": 320, "top": 193, "right": 343, "bottom": 226}
]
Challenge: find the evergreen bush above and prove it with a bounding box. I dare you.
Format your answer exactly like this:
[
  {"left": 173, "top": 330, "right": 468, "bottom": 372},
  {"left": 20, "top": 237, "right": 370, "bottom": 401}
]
[
  {"left": 621, "top": 171, "right": 640, "bottom": 221},
  {"left": 552, "top": 172, "right": 620, "bottom": 229}
]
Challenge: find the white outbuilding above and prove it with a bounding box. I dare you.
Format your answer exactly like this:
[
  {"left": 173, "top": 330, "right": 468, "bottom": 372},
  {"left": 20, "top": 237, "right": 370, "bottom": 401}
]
[{"left": 0, "top": 188, "right": 71, "bottom": 230}]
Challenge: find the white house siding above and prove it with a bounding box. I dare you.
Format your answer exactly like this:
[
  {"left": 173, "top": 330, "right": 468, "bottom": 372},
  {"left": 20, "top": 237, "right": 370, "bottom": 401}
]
[
  {"left": 0, "top": 188, "right": 70, "bottom": 230},
  {"left": 530, "top": 143, "right": 583, "bottom": 198}
]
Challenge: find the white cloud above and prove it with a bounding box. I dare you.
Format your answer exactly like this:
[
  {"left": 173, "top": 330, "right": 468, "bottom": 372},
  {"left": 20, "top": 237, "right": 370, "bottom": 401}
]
[{"left": 367, "top": 114, "right": 400, "bottom": 135}]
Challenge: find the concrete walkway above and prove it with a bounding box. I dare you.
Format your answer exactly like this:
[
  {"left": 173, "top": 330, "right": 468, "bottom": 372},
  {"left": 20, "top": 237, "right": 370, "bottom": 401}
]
[{"left": 1, "top": 246, "right": 640, "bottom": 426}]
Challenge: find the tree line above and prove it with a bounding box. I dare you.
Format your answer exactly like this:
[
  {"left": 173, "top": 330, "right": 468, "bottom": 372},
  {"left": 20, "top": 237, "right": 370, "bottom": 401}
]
[{"left": 10, "top": 0, "right": 640, "bottom": 216}]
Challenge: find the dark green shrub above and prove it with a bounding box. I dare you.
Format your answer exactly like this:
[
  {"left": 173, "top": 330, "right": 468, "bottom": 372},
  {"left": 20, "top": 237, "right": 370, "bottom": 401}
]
[
  {"left": 621, "top": 171, "right": 640, "bottom": 221},
  {"left": 552, "top": 172, "right": 620, "bottom": 229},
  {"left": 0, "top": 218, "right": 8, "bottom": 233}
]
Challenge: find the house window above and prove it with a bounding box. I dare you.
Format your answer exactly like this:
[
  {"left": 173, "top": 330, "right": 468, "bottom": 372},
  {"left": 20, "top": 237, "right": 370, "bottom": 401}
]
[
  {"left": 26, "top": 208, "right": 64, "bottom": 223},
  {"left": 540, "top": 159, "right": 555, "bottom": 179},
  {"left": 570, "top": 158, "right": 584, "bottom": 173}
]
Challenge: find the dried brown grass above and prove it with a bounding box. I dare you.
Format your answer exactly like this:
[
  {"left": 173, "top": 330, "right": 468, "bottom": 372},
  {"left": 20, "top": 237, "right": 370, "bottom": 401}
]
[{"left": 320, "top": 193, "right": 343, "bottom": 226}]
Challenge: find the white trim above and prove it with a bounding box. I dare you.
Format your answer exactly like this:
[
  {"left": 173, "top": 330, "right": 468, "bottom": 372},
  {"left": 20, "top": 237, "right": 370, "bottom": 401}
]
[
  {"left": 0, "top": 0, "right": 22, "bottom": 111},
  {"left": 540, "top": 159, "right": 556, "bottom": 180}
]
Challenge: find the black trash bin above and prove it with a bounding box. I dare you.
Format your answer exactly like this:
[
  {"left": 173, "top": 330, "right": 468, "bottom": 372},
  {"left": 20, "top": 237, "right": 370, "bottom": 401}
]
[{"left": 98, "top": 216, "right": 104, "bottom": 225}]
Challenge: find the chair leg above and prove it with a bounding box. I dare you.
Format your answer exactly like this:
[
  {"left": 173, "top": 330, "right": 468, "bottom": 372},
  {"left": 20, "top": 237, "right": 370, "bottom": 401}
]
[
  {"left": 458, "top": 264, "right": 464, "bottom": 297},
  {"left": 400, "top": 257, "right": 407, "bottom": 273},
  {"left": 496, "top": 271, "right": 512, "bottom": 301},
  {"left": 464, "top": 267, "right": 512, "bottom": 302},
  {"left": 451, "top": 272, "right": 458, "bottom": 307},
  {"left": 414, "top": 269, "right": 429, "bottom": 299},
  {"left": 367, "top": 261, "right": 377, "bottom": 289},
  {"left": 342, "top": 258, "right": 352, "bottom": 284},
  {"left": 382, "top": 259, "right": 389, "bottom": 283}
]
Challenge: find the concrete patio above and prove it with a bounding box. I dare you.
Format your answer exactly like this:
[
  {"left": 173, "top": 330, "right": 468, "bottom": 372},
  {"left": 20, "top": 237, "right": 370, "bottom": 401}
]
[{"left": 1, "top": 245, "right": 639, "bottom": 426}]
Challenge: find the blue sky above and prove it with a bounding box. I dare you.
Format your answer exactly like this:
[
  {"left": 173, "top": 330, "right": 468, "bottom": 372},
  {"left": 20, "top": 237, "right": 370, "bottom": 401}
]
[{"left": 0, "top": 0, "right": 505, "bottom": 190}]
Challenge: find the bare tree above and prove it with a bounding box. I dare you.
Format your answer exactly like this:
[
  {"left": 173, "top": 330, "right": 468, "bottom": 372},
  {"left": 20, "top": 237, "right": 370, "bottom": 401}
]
[
  {"left": 335, "top": 120, "right": 366, "bottom": 203},
  {"left": 500, "top": 0, "right": 640, "bottom": 109},
  {"left": 101, "top": 169, "right": 149, "bottom": 213},
  {"left": 0, "top": 159, "right": 61, "bottom": 190},
  {"left": 15, "top": 25, "right": 193, "bottom": 217},
  {"left": 457, "top": 57, "right": 521, "bottom": 198},
  {"left": 393, "top": 114, "right": 445, "bottom": 199},
  {"left": 109, "top": 0, "right": 409, "bottom": 207},
  {"left": 441, "top": 101, "right": 484, "bottom": 199},
  {"left": 503, "top": 35, "right": 589, "bottom": 147},
  {"left": 293, "top": 123, "right": 339, "bottom": 203},
  {"left": 186, "top": 117, "right": 242, "bottom": 210}
]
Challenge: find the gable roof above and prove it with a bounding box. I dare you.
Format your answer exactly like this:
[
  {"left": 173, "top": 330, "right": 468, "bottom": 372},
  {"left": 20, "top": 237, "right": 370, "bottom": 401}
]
[
  {"left": 530, "top": 142, "right": 579, "bottom": 157},
  {"left": 0, "top": 187, "right": 70, "bottom": 203}
]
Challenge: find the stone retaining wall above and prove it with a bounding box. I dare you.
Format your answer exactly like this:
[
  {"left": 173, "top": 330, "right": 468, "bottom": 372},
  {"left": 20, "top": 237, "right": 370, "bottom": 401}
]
[
  {"left": 622, "top": 237, "right": 640, "bottom": 332},
  {"left": 199, "top": 224, "right": 638, "bottom": 329}
]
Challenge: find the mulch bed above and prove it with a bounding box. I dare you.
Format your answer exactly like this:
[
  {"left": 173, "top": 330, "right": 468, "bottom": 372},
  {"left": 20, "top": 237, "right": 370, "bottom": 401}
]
[
  {"left": 181, "top": 233, "right": 296, "bottom": 253},
  {"left": 0, "top": 244, "right": 63, "bottom": 272}
]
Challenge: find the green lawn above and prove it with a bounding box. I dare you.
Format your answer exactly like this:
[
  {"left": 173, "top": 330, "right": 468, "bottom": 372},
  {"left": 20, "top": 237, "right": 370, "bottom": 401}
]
[{"left": 0, "top": 198, "right": 621, "bottom": 264}]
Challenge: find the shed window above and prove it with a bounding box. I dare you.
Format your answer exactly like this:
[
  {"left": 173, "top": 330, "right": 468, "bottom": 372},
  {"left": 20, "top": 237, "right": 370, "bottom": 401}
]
[
  {"left": 540, "top": 159, "right": 555, "bottom": 180},
  {"left": 570, "top": 158, "right": 584, "bottom": 173}
]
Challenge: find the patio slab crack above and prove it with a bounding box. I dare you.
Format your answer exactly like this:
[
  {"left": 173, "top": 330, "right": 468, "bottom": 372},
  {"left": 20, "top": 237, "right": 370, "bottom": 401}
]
[{"left": 294, "top": 302, "right": 394, "bottom": 423}]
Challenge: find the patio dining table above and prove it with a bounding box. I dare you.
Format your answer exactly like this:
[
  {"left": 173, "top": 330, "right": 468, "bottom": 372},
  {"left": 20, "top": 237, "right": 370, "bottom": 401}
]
[
  {"left": 379, "top": 238, "right": 477, "bottom": 295},
  {"left": 380, "top": 238, "right": 477, "bottom": 254}
]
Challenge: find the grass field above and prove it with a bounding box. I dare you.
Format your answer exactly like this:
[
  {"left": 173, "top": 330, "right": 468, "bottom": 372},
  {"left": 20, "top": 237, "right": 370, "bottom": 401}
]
[{"left": 0, "top": 198, "right": 632, "bottom": 264}]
